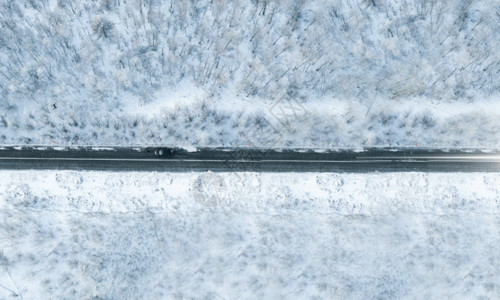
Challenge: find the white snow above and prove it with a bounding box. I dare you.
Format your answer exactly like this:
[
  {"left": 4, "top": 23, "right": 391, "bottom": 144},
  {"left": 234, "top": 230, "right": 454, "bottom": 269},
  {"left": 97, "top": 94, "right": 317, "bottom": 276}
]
[
  {"left": 1, "top": 170, "right": 499, "bottom": 299},
  {"left": 1, "top": 1, "right": 499, "bottom": 298},
  {"left": 0, "top": 0, "right": 499, "bottom": 148}
]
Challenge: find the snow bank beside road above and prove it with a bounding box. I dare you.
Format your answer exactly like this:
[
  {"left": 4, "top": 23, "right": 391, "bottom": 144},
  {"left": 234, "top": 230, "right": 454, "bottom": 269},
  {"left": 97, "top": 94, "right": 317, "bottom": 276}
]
[
  {"left": 2, "top": 95, "right": 499, "bottom": 148},
  {"left": 1, "top": 171, "right": 499, "bottom": 298}
]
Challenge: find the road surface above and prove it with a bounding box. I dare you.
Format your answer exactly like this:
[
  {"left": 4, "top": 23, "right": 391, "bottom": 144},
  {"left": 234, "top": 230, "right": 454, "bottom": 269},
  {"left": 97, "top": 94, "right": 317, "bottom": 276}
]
[{"left": 0, "top": 146, "right": 499, "bottom": 172}]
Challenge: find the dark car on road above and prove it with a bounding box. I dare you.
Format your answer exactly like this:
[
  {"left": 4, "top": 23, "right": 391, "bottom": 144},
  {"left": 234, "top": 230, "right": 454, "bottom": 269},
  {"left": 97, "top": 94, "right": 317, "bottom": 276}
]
[{"left": 154, "top": 148, "right": 176, "bottom": 158}]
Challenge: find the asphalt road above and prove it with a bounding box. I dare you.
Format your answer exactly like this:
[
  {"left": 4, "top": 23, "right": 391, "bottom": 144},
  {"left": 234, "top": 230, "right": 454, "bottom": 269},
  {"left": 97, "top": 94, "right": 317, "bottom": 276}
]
[{"left": 0, "top": 146, "right": 499, "bottom": 172}]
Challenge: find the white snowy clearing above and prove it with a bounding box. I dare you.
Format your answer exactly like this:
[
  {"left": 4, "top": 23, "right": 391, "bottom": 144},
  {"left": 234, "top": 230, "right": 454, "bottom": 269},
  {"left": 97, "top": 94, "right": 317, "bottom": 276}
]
[{"left": 1, "top": 170, "right": 499, "bottom": 299}]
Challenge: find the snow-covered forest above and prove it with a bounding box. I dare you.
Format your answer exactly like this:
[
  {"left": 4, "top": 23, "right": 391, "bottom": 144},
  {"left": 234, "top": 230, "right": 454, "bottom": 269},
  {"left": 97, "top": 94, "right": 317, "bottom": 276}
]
[
  {"left": 2, "top": 170, "right": 500, "bottom": 299},
  {"left": 1, "top": 0, "right": 499, "bottom": 147},
  {"left": 1, "top": 2, "right": 500, "bottom": 299}
]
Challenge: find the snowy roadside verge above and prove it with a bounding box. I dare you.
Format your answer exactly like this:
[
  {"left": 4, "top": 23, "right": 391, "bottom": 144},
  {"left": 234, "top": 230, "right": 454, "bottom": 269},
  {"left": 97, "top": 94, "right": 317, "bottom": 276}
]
[
  {"left": 2, "top": 96, "right": 499, "bottom": 149},
  {"left": 1, "top": 171, "right": 499, "bottom": 215},
  {"left": 1, "top": 171, "right": 500, "bottom": 299}
]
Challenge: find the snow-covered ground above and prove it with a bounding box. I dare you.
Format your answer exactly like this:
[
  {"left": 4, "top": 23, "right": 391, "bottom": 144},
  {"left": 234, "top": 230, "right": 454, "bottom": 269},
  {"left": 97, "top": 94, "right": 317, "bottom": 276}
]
[
  {"left": 2, "top": 93, "right": 500, "bottom": 148},
  {"left": 1, "top": 170, "right": 499, "bottom": 299},
  {"left": 1, "top": 1, "right": 499, "bottom": 298},
  {"left": 1, "top": 0, "right": 499, "bottom": 148}
]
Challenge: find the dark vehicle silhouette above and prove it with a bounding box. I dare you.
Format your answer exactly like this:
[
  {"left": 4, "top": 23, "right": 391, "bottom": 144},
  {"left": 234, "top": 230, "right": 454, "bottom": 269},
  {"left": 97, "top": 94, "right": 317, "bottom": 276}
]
[{"left": 154, "top": 148, "right": 176, "bottom": 158}]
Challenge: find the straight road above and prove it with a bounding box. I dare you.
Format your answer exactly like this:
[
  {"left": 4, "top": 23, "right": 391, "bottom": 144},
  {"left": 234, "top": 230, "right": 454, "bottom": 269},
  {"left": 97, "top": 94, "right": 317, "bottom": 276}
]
[{"left": 0, "top": 146, "right": 499, "bottom": 172}]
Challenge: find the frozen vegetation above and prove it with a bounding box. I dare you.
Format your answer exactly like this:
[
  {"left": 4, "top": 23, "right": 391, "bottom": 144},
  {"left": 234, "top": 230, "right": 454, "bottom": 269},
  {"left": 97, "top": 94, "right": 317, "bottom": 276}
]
[
  {"left": 1, "top": 1, "right": 499, "bottom": 298},
  {"left": 0, "top": 0, "right": 499, "bottom": 147},
  {"left": 1, "top": 170, "right": 500, "bottom": 299}
]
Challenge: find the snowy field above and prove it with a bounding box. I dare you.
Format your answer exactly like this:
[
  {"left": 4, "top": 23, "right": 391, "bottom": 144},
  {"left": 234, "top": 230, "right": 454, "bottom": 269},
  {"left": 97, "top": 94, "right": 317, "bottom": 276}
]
[
  {"left": 1, "top": 170, "right": 499, "bottom": 299},
  {"left": 1, "top": 0, "right": 499, "bottom": 148}
]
